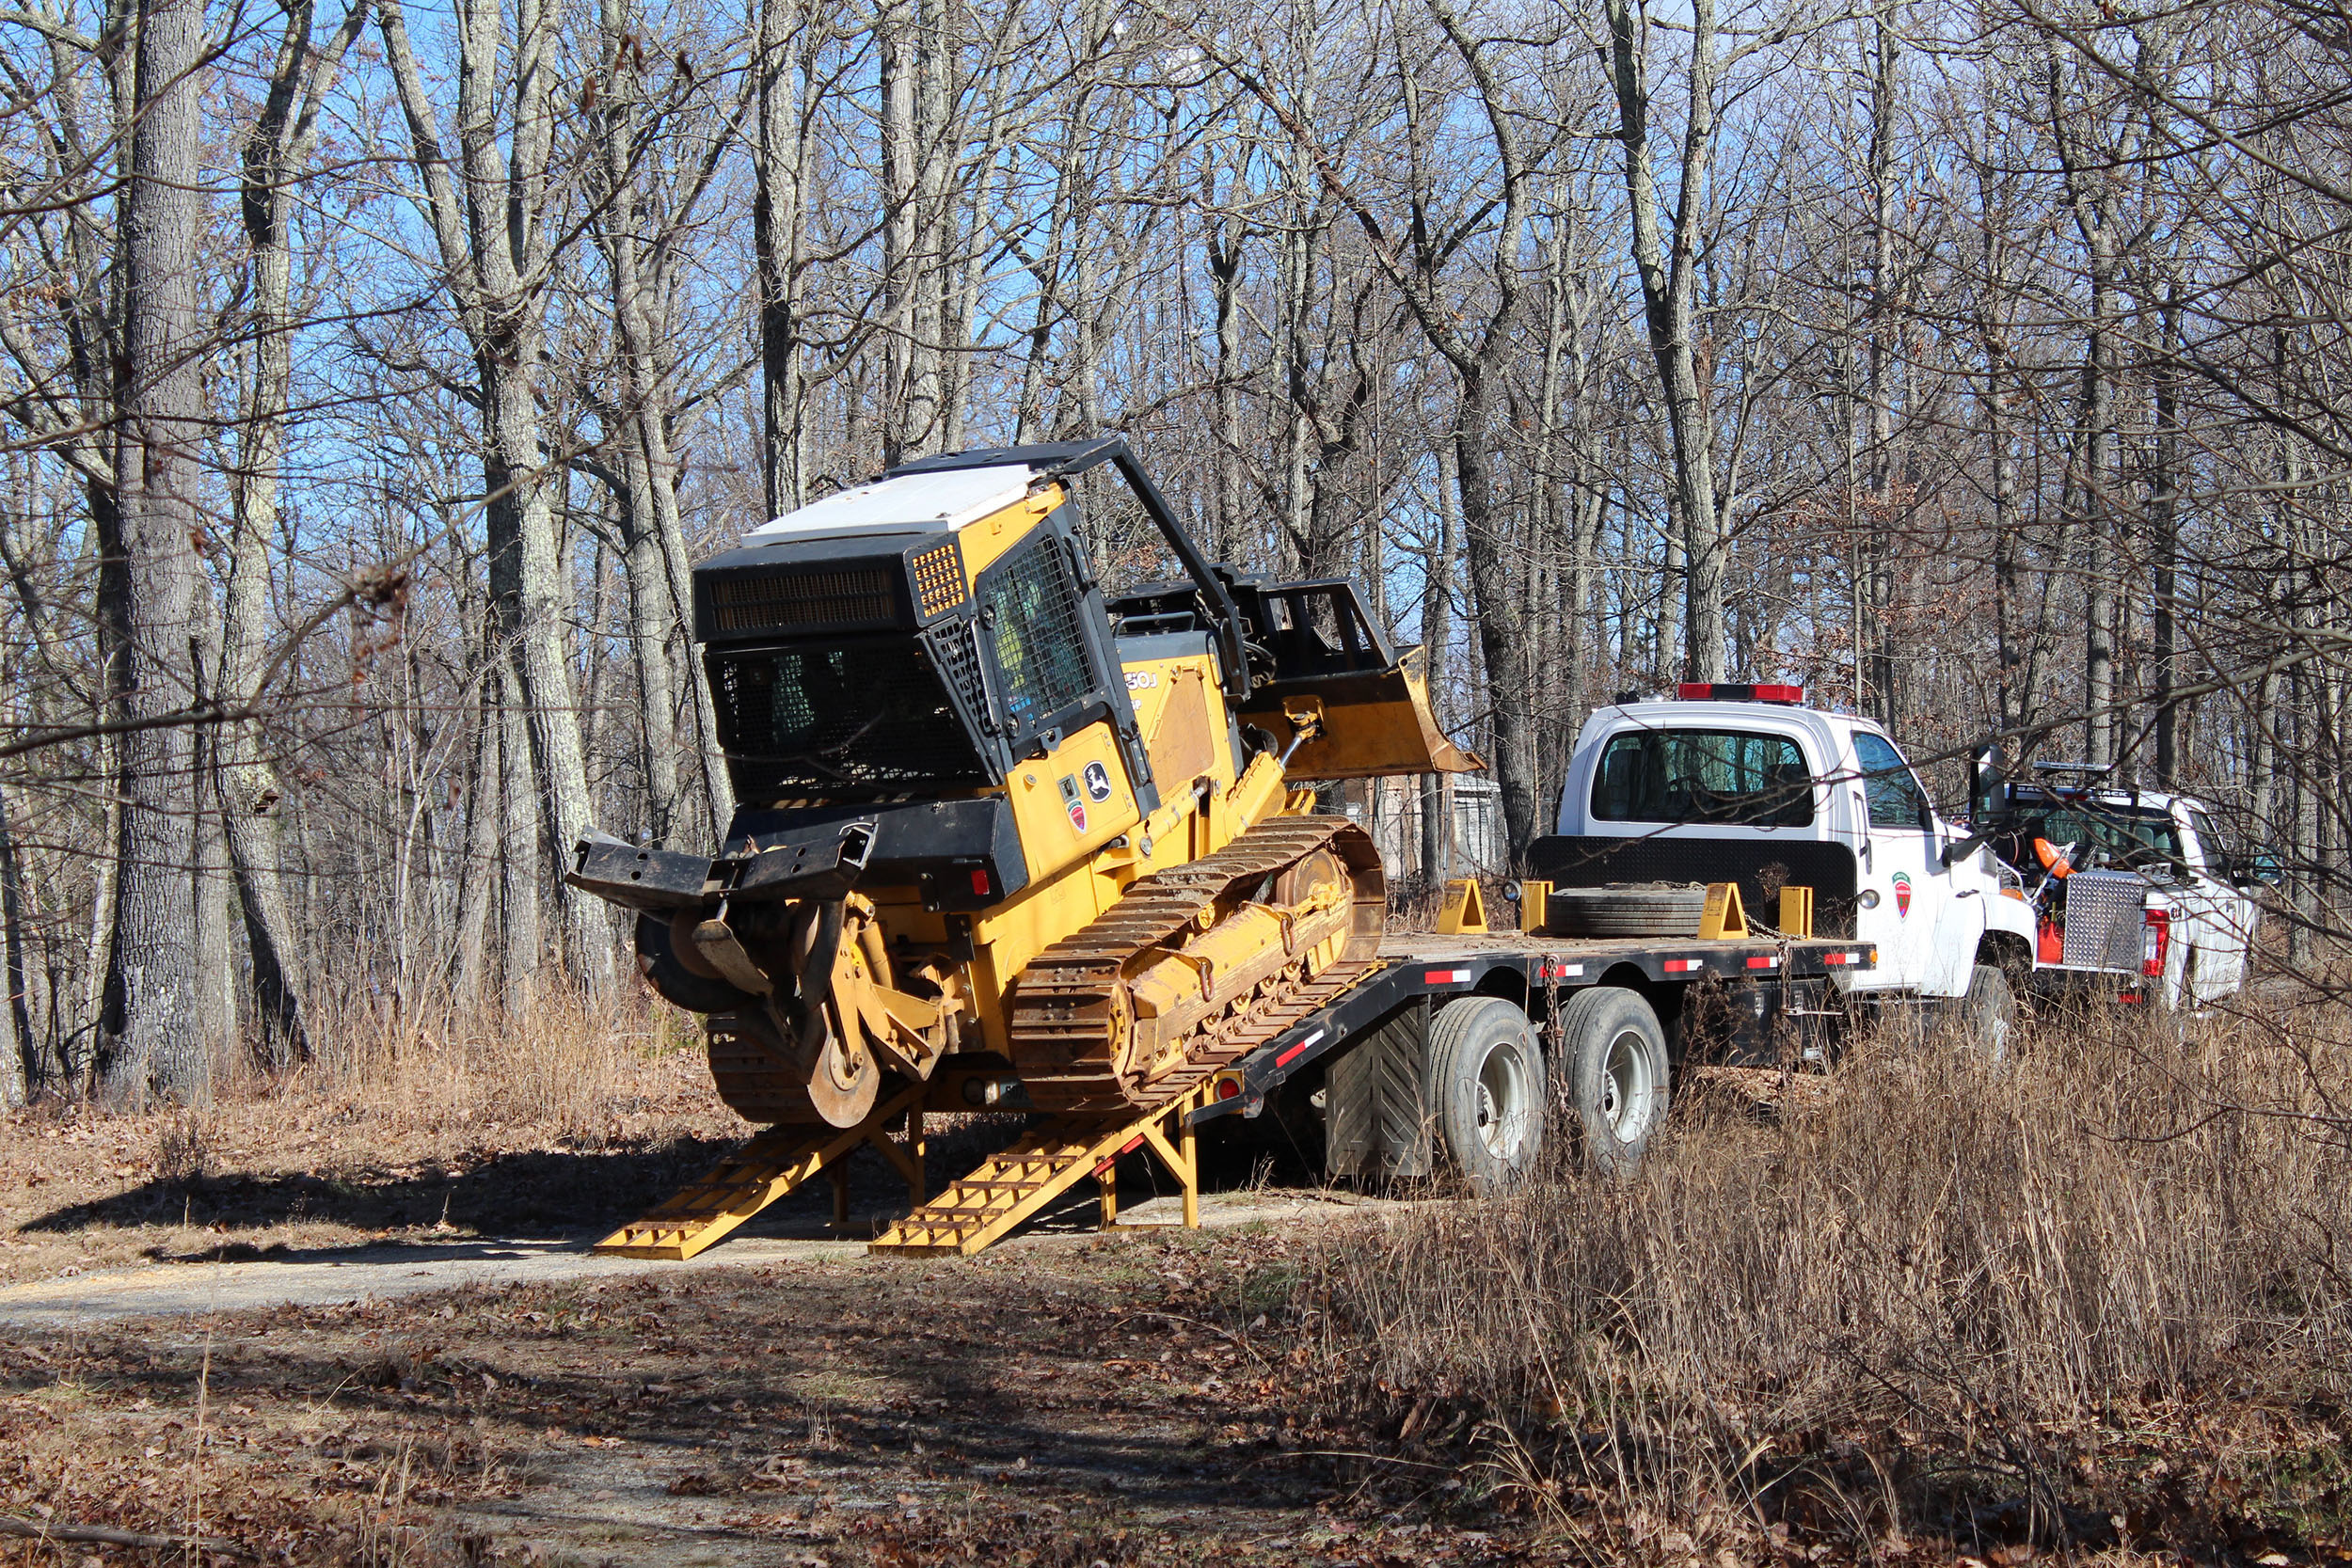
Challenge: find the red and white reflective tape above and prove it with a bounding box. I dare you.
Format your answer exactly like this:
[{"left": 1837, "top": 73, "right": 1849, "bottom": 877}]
[
  {"left": 1662, "top": 958, "right": 1702, "bottom": 974},
  {"left": 1424, "top": 967, "right": 1473, "bottom": 985},
  {"left": 1745, "top": 954, "right": 1780, "bottom": 970},
  {"left": 1821, "top": 950, "right": 1865, "bottom": 966},
  {"left": 1539, "top": 961, "right": 1584, "bottom": 982},
  {"left": 1274, "top": 1028, "right": 1325, "bottom": 1069}
]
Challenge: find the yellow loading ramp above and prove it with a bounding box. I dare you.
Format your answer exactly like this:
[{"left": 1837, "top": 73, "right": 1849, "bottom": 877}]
[
  {"left": 593, "top": 1071, "right": 1216, "bottom": 1262},
  {"left": 594, "top": 1082, "right": 930, "bottom": 1259},
  {"left": 867, "top": 1080, "right": 1215, "bottom": 1258}
]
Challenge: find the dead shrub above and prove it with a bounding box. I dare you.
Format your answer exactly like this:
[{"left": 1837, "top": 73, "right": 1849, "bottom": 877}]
[
  {"left": 1312, "top": 997, "right": 2352, "bottom": 1553},
  {"left": 153, "top": 1111, "right": 211, "bottom": 1189}
]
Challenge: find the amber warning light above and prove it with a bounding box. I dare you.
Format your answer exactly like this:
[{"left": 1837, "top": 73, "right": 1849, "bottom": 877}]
[{"left": 1677, "top": 683, "right": 1805, "bottom": 705}]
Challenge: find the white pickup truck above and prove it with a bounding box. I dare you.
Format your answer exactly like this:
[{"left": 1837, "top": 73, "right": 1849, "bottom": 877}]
[
  {"left": 1528, "top": 686, "right": 2256, "bottom": 1042},
  {"left": 1967, "top": 761, "right": 2262, "bottom": 1011},
  {"left": 1531, "top": 686, "right": 2040, "bottom": 1053}
]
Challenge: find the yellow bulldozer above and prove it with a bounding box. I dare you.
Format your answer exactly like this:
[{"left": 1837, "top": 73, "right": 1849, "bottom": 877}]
[{"left": 570, "top": 436, "right": 1475, "bottom": 1148}]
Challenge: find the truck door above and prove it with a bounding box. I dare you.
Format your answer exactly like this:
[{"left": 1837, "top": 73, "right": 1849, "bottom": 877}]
[
  {"left": 1844, "top": 731, "right": 1976, "bottom": 998},
  {"left": 2180, "top": 805, "right": 2254, "bottom": 1004}
]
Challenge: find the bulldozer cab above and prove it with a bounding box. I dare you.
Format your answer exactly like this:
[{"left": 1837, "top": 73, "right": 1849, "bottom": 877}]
[{"left": 694, "top": 449, "right": 1163, "bottom": 816}]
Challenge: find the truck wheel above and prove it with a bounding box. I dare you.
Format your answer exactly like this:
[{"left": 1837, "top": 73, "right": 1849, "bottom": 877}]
[
  {"left": 1428, "top": 996, "right": 1545, "bottom": 1194},
  {"left": 1955, "top": 963, "right": 2016, "bottom": 1063},
  {"left": 634, "top": 911, "right": 761, "bottom": 1015},
  {"left": 1554, "top": 986, "right": 1669, "bottom": 1176}
]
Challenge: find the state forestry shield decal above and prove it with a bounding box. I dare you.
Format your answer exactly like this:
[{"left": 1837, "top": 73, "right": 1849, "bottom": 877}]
[
  {"left": 1892, "top": 870, "right": 1913, "bottom": 918},
  {"left": 1057, "top": 773, "right": 1088, "bottom": 833}
]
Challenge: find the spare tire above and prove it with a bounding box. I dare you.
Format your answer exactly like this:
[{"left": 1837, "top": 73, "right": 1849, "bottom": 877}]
[{"left": 1545, "top": 881, "right": 1708, "bottom": 938}]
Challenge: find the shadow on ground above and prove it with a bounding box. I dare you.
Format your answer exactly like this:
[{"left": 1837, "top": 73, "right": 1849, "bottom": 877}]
[{"left": 15, "top": 1104, "right": 1329, "bottom": 1260}]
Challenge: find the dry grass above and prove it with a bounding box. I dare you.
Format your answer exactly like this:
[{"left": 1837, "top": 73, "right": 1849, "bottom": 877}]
[
  {"left": 292, "top": 981, "right": 707, "bottom": 1144},
  {"left": 1312, "top": 998, "right": 2352, "bottom": 1559}
]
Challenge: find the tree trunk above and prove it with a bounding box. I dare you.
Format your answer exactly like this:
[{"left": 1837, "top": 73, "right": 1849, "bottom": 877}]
[
  {"left": 216, "top": 0, "right": 362, "bottom": 1068},
  {"left": 0, "top": 784, "right": 35, "bottom": 1103},
  {"left": 1208, "top": 205, "right": 1248, "bottom": 564},
  {"left": 1604, "top": 0, "right": 1725, "bottom": 682},
  {"left": 2150, "top": 281, "right": 2182, "bottom": 786},
  {"left": 1421, "top": 442, "right": 1460, "bottom": 889},
  {"left": 379, "top": 0, "right": 609, "bottom": 985},
  {"left": 102, "top": 0, "right": 208, "bottom": 1100},
  {"left": 754, "top": 0, "right": 807, "bottom": 516},
  {"left": 1865, "top": 1, "right": 1900, "bottom": 725},
  {"left": 499, "top": 661, "right": 542, "bottom": 995},
  {"left": 1454, "top": 376, "right": 1537, "bottom": 862}
]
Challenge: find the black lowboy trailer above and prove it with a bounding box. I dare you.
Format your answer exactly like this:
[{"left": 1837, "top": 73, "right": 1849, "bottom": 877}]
[{"left": 1186, "top": 928, "right": 1876, "bottom": 1188}]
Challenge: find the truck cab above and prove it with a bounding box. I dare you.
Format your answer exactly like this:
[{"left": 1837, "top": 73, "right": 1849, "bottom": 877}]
[{"left": 1548, "top": 685, "right": 2033, "bottom": 1002}]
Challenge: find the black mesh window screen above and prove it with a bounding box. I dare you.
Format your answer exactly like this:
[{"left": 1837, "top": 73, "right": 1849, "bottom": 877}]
[
  {"left": 983, "top": 536, "right": 1093, "bottom": 733},
  {"left": 1591, "top": 729, "right": 1815, "bottom": 827},
  {"left": 707, "top": 566, "right": 896, "bottom": 633},
  {"left": 708, "top": 639, "right": 988, "bottom": 798}
]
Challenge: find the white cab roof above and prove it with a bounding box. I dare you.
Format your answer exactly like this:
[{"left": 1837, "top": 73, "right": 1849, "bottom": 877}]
[{"left": 744, "top": 464, "right": 1037, "bottom": 543}]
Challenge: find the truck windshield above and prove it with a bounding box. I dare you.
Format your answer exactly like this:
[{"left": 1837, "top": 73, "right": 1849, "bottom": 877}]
[{"left": 1591, "top": 729, "right": 1813, "bottom": 827}]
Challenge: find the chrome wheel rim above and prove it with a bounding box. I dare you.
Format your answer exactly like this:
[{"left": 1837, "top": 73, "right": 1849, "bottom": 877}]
[
  {"left": 1474, "top": 1041, "right": 1533, "bottom": 1160},
  {"left": 1599, "top": 1027, "right": 1653, "bottom": 1143}
]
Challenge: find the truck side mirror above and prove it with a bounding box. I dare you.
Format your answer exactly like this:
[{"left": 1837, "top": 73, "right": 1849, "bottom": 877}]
[{"left": 1969, "top": 744, "right": 1999, "bottom": 824}]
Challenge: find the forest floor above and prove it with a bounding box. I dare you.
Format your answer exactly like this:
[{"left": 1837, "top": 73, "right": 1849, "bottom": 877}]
[
  {"left": 0, "top": 1039, "right": 1528, "bottom": 1564},
  {"left": 0, "top": 1223, "right": 1510, "bottom": 1567},
  {"left": 1, "top": 1010, "right": 2347, "bottom": 1564}
]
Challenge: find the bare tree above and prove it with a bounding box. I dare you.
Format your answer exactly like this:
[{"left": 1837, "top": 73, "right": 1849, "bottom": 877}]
[{"left": 378, "top": 0, "right": 610, "bottom": 984}]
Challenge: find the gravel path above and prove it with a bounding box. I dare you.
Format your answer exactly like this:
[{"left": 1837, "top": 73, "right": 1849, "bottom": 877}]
[{"left": 0, "top": 1188, "right": 1382, "bottom": 1328}]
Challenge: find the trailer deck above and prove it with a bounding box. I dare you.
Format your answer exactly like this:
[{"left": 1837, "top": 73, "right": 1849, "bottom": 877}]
[
  {"left": 1189, "top": 928, "right": 1876, "bottom": 1128},
  {"left": 595, "top": 925, "right": 1875, "bottom": 1261}
]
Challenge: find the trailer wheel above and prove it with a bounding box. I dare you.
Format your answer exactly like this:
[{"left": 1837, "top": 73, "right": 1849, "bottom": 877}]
[
  {"left": 1428, "top": 996, "right": 1545, "bottom": 1194},
  {"left": 1554, "top": 986, "right": 1669, "bottom": 1177},
  {"left": 634, "top": 911, "right": 760, "bottom": 1015},
  {"left": 1954, "top": 963, "right": 2016, "bottom": 1063}
]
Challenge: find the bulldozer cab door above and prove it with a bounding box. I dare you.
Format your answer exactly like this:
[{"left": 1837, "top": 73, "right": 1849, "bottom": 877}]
[{"left": 1232, "top": 580, "right": 1482, "bottom": 781}]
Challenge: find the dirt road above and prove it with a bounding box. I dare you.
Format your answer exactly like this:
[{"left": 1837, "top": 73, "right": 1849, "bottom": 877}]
[
  {"left": 0, "top": 1188, "right": 1382, "bottom": 1330},
  {"left": 0, "top": 1198, "right": 1524, "bottom": 1567}
]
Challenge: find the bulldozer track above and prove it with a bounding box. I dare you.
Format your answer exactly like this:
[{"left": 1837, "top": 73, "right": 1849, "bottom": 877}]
[{"left": 1007, "top": 814, "right": 1383, "bottom": 1112}]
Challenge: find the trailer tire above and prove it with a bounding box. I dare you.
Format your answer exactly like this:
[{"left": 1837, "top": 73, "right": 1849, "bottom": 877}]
[
  {"left": 634, "top": 911, "right": 761, "bottom": 1015},
  {"left": 1954, "top": 962, "right": 2016, "bottom": 1063},
  {"left": 1554, "top": 986, "right": 1669, "bottom": 1177},
  {"left": 1545, "top": 883, "right": 1708, "bottom": 937},
  {"left": 1428, "top": 996, "right": 1545, "bottom": 1194}
]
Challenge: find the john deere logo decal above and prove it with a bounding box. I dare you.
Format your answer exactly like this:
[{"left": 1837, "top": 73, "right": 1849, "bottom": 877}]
[
  {"left": 1892, "top": 870, "right": 1914, "bottom": 917},
  {"left": 1083, "top": 760, "right": 1114, "bottom": 802}
]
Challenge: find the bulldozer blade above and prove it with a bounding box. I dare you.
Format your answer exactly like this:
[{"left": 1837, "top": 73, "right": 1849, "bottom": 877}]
[{"left": 1241, "top": 646, "right": 1484, "bottom": 781}]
